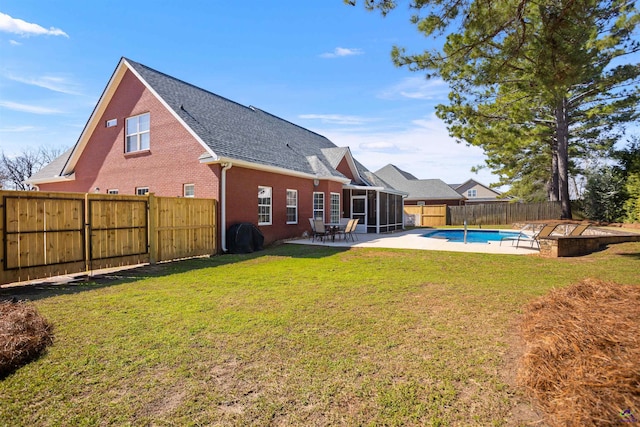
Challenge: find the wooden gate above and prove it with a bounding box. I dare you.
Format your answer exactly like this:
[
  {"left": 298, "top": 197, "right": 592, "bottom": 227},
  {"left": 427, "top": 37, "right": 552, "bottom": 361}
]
[
  {"left": 1, "top": 191, "right": 217, "bottom": 285},
  {"left": 404, "top": 205, "right": 447, "bottom": 227}
]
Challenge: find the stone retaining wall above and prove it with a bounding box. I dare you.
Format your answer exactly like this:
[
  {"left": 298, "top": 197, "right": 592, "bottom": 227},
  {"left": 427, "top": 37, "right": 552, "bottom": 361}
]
[{"left": 539, "top": 234, "right": 640, "bottom": 257}]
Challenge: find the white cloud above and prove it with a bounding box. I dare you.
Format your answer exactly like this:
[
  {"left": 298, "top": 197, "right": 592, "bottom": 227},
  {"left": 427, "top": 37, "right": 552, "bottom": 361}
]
[
  {"left": 319, "top": 47, "right": 363, "bottom": 58},
  {"left": 0, "top": 100, "right": 62, "bottom": 114},
  {"left": 378, "top": 76, "right": 449, "bottom": 101},
  {"left": 0, "top": 125, "right": 36, "bottom": 132},
  {"left": 359, "top": 141, "right": 397, "bottom": 151},
  {"left": 9, "top": 39, "right": 21, "bottom": 46},
  {"left": 309, "top": 113, "right": 497, "bottom": 185},
  {"left": 0, "top": 12, "right": 68, "bottom": 37},
  {"left": 298, "top": 113, "right": 376, "bottom": 126},
  {"left": 5, "top": 74, "right": 81, "bottom": 95}
]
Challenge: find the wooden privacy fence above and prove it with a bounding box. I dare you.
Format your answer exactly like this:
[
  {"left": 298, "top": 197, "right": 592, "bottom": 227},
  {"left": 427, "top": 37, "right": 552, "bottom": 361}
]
[
  {"left": 404, "top": 205, "right": 447, "bottom": 227},
  {"left": 1, "top": 190, "right": 217, "bottom": 285},
  {"left": 448, "top": 201, "right": 562, "bottom": 225}
]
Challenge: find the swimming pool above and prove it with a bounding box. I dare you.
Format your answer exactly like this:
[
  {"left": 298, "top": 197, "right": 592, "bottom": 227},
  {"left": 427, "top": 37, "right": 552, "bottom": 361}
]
[{"left": 422, "top": 229, "right": 525, "bottom": 244}]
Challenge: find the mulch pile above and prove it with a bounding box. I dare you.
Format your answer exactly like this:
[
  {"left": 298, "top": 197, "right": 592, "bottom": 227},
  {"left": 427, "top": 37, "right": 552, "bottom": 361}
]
[
  {"left": 0, "top": 300, "right": 53, "bottom": 378},
  {"left": 518, "top": 279, "right": 640, "bottom": 426}
]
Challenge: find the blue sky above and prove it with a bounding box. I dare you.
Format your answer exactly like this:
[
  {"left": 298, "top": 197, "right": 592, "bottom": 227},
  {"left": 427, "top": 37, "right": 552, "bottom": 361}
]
[{"left": 0, "top": 0, "right": 496, "bottom": 185}]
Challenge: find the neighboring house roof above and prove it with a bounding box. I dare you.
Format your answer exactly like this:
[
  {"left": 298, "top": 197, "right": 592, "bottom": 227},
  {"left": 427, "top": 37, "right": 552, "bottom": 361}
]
[
  {"left": 29, "top": 58, "right": 385, "bottom": 187},
  {"left": 374, "top": 164, "right": 464, "bottom": 201},
  {"left": 450, "top": 178, "right": 508, "bottom": 202}
]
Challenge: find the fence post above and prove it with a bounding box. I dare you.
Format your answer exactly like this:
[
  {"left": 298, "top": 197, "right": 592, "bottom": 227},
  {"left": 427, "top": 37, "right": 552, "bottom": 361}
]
[
  {"left": 148, "top": 193, "right": 158, "bottom": 265},
  {"left": 84, "top": 193, "right": 90, "bottom": 274}
]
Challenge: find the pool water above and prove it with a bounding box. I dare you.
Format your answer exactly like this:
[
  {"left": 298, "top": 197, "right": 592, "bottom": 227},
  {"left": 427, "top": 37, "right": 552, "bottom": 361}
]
[{"left": 422, "top": 229, "right": 525, "bottom": 244}]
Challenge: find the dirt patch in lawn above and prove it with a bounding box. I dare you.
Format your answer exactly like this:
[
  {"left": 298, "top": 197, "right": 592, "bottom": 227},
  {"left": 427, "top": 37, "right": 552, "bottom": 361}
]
[{"left": 517, "top": 279, "right": 640, "bottom": 426}]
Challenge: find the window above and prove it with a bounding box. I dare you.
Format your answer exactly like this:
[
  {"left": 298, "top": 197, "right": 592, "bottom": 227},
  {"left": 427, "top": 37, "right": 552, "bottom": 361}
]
[
  {"left": 125, "top": 113, "right": 150, "bottom": 153},
  {"left": 313, "top": 192, "right": 324, "bottom": 221},
  {"left": 258, "top": 186, "right": 272, "bottom": 225},
  {"left": 106, "top": 118, "right": 117, "bottom": 128},
  {"left": 286, "top": 189, "right": 298, "bottom": 224},
  {"left": 184, "top": 184, "right": 195, "bottom": 198},
  {"left": 330, "top": 193, "right": 340, "bottom": 224},
  {"left": 107, "top": 189, "right": 119, "bottom": 194},
  {"left": 467, "top": 189, "right": 477, "bottom": 198},
  {"left": 136, "top": 187, "right": 149, "bottom": 196}
]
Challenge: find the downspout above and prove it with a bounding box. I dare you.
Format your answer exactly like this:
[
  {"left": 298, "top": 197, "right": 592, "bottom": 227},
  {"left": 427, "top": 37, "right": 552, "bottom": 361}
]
[{"left": 220, "top": 162, "right": 233, "bottom": 252}]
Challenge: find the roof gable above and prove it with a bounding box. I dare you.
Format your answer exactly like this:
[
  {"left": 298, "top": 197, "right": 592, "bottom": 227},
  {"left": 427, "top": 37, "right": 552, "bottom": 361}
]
[
  {"left": 41, "top": 58, "right": 363, "bottom": 183},
  {"left": 374, "top": 164, "right": 464, "bottom": 200}
]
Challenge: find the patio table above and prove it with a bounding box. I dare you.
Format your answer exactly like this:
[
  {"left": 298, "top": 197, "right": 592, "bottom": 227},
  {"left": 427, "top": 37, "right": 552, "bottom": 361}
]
[{"left": 324, "top": 224, "right": 343, "bottom": 242}]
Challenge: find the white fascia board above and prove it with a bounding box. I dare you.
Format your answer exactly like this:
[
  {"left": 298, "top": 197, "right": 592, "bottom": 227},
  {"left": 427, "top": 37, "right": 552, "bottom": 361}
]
[
  {"left": 202, "top": 156, "right": 351, "bottom": 184},
  {"left": 61, "top": 58, "right": 217, "bottom": 176},
  {"left": 25, "top": 173, "right": 76, "bottom": 185},
  {"left": 344, "top": 184, "right": 407, "bottom": 196},
  {"left": 61, "top": 59, "right": 129, "bottom": 176},
  {"left": 341, "top": 147, "right": 365, "bottom": 183},
  {"left": 124, "top": 59, "right": 217, "bottom": 161}
]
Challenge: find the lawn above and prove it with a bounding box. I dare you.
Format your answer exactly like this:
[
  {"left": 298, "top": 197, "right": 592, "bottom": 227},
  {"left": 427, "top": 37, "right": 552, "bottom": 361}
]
[{"left": 1, "top": 241, "right": 639, "bottom": 426}]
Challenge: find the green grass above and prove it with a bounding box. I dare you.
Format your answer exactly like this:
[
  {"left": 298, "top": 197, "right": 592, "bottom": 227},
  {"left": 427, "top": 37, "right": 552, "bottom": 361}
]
[{"left": 1, "top": 242, "right": 639, "bottom": 426}]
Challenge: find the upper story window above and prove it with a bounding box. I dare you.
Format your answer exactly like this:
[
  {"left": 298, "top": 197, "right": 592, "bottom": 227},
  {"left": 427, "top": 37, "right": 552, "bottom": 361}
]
[
  {"left": 107, "top": 189, "right": 119, "bottom": 194},
  {"left": 136, "top": 187, "right": 149, "bottom": 196},
  {"left": 258, "top": 186, "right": 272, "bottom": 225},
  {"left": 467, "top": 189, "right": 477, "bottom": 198},
  {"left": 184, "top": 184, "right": 195, "bottom": 198},
  {"left": 125, "top": 113, "right": 150, "bottom": 153}
]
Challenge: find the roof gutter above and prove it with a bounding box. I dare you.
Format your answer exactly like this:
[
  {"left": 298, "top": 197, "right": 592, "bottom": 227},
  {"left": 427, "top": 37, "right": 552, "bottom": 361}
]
[
  {"left": 200, "top": 155, "right": 350, "bottom": 184},
  {"left": 220, "top": 162, "right": 233, "bottom": 253}
]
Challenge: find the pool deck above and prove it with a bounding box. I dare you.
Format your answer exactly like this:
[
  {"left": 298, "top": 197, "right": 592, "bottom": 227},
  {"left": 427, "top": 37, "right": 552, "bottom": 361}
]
[{"left": 286, "top": 228, "right": 540, "bottom": 255}]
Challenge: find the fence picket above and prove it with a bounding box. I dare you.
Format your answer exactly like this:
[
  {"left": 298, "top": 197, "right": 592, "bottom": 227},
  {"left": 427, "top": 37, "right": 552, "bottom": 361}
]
[
  {"left": 1, "top": 191, "right": 217, "bottom": 285},
  {"left": 448, "top": 201, "right": 562, "bottom": 225}
]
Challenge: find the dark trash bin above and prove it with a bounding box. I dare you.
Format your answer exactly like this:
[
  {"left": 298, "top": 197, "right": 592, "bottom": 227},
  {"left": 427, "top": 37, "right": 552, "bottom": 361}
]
[{"left": 226, "top": 223, "right": 264, "bottom": 254}]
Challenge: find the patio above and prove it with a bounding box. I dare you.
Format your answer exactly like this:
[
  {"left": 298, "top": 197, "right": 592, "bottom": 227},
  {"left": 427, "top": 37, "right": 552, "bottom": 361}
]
[{"left": 287, "top": 228, "right": 540, "bottom": 255}]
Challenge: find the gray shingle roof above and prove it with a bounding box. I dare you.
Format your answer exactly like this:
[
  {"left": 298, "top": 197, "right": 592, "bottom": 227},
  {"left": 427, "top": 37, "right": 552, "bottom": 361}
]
[
  {"left": 374, "top": 164, "right": 463, "bottom": 200},
  {"left": 28, "top": 148, "right": 74, "bottom": 182},
  {"left": 126, "top": 58, "right": 348, "bottom": 178}
]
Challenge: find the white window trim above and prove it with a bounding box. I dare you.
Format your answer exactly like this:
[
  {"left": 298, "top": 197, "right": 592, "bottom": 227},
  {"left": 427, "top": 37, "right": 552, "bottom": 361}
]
[
  {"left": 107, "top": 189, "right": 119, "bottom": 194},
  {"left": 136, "top": 187, "right": 149, "bottom": 196},
  {"left": 313, "top": 192, "right": 324, "bottom": 221},
  {"left": 125, "top": 113, "right": 150, "bottom": 153},
  {"left": 467, "top": 189, "right": 477, "bottom": 198},
  {"left": 184, "top": 184, "right": 195, "bottom": 198},
  {"left": 258, "top": 186, "right": 272, "bottom": 225},
  {"left": 286, "top": 189, "right": 298, "bottom": 224},
  {"left": 330, "top": 192, "right": 340, "bottom": 224}
]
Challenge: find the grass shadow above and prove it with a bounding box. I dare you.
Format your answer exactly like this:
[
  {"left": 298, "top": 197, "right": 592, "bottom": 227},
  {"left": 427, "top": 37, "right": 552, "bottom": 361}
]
[{"left": 0, "top": 244, "right": 348, "bottom": 302}]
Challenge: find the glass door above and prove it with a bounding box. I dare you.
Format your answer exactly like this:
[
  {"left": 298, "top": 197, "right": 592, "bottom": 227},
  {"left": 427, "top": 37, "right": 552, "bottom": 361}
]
[{"left": 351, "top": 196, "right": 366, "bottom": 233}]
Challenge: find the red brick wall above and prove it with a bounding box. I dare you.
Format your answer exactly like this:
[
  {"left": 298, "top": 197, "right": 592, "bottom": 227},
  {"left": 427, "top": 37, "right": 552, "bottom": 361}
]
[
  {"left": 225, "top": 166, "right": 343, "bottom": 244},
  {"left": 335, "top": 157, "right": 354, "bottom": 181},
  {"left": 36, "top": 68, "right": 350, "bottom": 248},
  {"left": 38, "top": 70, "right": 220, "bottom": 199}
]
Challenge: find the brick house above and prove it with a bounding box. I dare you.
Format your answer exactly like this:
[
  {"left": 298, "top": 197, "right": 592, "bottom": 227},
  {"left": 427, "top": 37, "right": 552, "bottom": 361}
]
[{"left": 28, "top": 58, "right": 405, "bottom": 250}]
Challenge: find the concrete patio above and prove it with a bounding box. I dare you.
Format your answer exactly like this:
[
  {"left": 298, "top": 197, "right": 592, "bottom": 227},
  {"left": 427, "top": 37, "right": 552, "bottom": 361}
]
[{"left": 286, "top": 228, "right": 540, "bottom": 255}]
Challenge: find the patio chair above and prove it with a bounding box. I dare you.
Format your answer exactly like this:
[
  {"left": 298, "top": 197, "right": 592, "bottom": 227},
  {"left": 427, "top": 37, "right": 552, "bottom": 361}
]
[
  {"left": 311, "top": 219, "right": 329, "bottom": 242},
  {"left": 507, "top": 224, "right": 558, "bottom": 249},
  {"left": 568, "top": 224, "right": 589, "bottom": 236},
  {"left": 500, "top": 223, "right": 536, "bottom": 246},
  {"left": 343, "top": 218, "right": 359, "bottom": 242}
]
